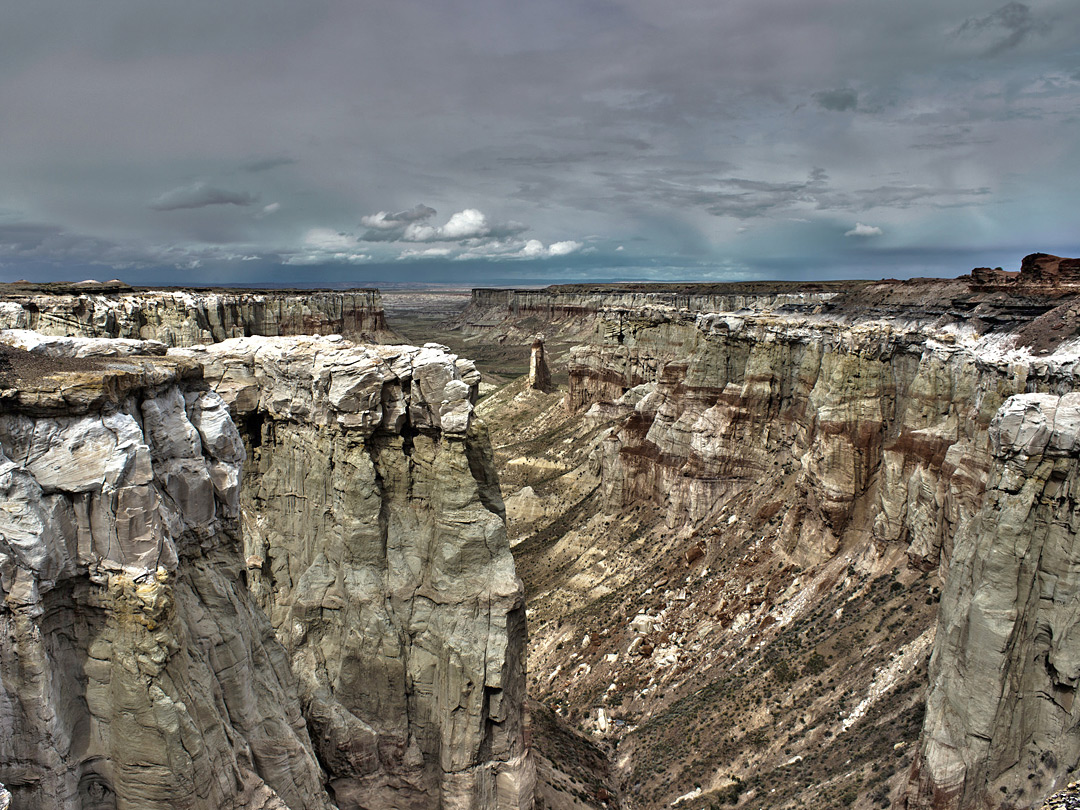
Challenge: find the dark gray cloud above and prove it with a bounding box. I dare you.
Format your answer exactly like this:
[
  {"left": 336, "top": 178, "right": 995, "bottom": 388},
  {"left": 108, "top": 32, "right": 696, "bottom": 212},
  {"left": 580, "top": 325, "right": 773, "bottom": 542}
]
[
  {"left": 240, "top": 157, "right": 297, "bottom": 173},
  {"left": 955, "top": 2, "right": 1047, "bottom": 54},
  {"left": 813, "top": 88, "right": 859, "bottom": 112},
  {"left": 150, "top": 182, "right": 259, "bottom": 211}
]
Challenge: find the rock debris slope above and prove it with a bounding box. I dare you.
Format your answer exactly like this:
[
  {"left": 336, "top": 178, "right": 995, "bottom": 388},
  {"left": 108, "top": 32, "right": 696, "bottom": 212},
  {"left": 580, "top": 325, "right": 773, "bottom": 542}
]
[{"left": 0, "top": 333, "right": 532, "bottom": 810}]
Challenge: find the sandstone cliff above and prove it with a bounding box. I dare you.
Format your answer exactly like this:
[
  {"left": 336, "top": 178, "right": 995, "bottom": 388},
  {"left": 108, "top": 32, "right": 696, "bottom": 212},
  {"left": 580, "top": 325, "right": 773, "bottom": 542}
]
[
  {"left": 0, "top": 348, "right": 331, "bottom": 809},
  {"left": 0, "top": 333, "right": 532, "bottom": 810},
  {"left": 175, "top": 336, "right": 532, "bottom": 810},
  {"left": 0, "top": 285, "right": 390, "bottom": 347}
]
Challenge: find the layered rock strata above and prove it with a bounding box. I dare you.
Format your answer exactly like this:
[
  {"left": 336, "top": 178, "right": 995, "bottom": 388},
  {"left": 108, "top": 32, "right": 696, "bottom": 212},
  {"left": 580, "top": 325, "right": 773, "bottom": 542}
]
[
  {"left": 0, "top": 286, "right": 389, "bottom": 347},
  {"left": 561, "top": 302, "right": 1080, "bottom": 807},
  {"left": 0, "top": 334, "right": 532, "bottom": 810},
  {"left": 568, "top": 304, "right": 1054, "bottom": 568},
  {"left": 455, "top": 286, "right": 841, "bottom": 346}
]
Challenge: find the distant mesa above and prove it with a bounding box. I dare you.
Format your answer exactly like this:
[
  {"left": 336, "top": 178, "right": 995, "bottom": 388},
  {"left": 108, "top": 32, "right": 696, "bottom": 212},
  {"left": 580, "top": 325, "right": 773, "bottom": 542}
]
[
  {"left": 1019, "top": 252, "right": 1080, "bottom": 284},
  {"left": 971, "top": 253, "right": 1080, "bottom": 287}
]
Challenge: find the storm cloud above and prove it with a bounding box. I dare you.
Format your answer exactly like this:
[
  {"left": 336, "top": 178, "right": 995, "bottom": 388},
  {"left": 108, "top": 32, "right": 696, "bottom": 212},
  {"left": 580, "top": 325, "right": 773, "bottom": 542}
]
[
  {"left": 0, "top": 0, "right": 1077, "bottom": 283},
  {"left": 955, "top": 2, "right": 1048, "bottom": 54}
]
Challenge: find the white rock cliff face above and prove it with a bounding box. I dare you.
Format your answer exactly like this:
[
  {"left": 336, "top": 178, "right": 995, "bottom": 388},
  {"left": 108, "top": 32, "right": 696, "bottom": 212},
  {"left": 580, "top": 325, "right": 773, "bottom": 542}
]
[
  {"left": 0, "top": 334, "right": 532, "bottom": 810},
  {"left": 176, "top": 337, "right": 533, "bottom": 810},
  {"left": 904, "top": 394, "right": 1080, "bottom": 809},
  {"left": 461, "top": 280, "right": 1080, "bottom": 809},
  {"left": 0, "top": 360, "right": 331, "bottom": 810}
]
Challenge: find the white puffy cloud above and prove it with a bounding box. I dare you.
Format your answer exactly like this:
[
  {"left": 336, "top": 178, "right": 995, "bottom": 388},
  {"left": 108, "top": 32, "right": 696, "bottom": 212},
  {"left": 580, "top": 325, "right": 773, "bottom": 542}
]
[
  {"left": 398, "top": 246, "right": 454, "bottom": 259},
  {"left": 434, "top": 208, "right": 489, "bottom": 240},
  {"left": 454, "top": 237, "right": 583, "bottom": 260},
  {"left": 548, "top": 240, "right": 583, "bottom": 256},
  {"left": 359, "top": 204, "right": 528, "bottom": 244},
  {"left": 845, "top": 222, "right": 884, "bottom": 237}
]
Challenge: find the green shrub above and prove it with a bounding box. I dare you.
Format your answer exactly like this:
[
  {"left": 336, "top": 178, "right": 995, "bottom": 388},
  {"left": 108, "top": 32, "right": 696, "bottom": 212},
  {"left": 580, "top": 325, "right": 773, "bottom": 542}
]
[{"left": 803, "top": 652, "right": 827, "bottom": 676}]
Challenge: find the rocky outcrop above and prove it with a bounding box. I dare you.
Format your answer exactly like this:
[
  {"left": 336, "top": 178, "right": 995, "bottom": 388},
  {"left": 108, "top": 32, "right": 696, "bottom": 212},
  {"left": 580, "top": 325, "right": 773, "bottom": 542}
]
[
  {"left": 1039, "top": 781, "right": 1080, "bottom": 809},
  {"left": 0, "top": 334, "right": 532, "bottom": 810},
  {"left": 528, "top": 338, "right": 551, "bottom": 392},
  {"left": 904, "top": 394, "right": 1080, "bottom": 809},
  {"left": 0, "top": 286, "right": 390, "bottom": 347},
  {"left": 175, "top": 336, "right": 533, "bottom": 810},
  {"left": 1020, "top": 254, "right": 1080, "bottom": 286}
]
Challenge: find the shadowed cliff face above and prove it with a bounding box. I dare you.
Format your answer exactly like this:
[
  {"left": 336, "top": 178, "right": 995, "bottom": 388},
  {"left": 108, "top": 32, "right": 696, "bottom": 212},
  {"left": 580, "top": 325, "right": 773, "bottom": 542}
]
[
  {"left": 176, "top": 337, "right": 533, "bottom": 810},
  {"left": 0, "top": 335, "right": 533, "bottom": 810}
]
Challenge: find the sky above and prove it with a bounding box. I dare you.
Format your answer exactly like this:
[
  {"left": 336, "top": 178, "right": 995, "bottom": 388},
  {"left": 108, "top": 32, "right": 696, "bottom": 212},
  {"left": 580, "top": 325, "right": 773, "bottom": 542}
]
[{"left": 1, "top": 0, "right": 1079, "bottom": 286}]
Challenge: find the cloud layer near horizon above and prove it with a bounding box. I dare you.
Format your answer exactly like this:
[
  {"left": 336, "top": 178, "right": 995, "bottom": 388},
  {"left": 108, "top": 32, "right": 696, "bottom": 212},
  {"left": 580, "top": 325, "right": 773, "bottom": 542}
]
[{"left": 0, "top": 0, "right": 1078, "bottom": 283}]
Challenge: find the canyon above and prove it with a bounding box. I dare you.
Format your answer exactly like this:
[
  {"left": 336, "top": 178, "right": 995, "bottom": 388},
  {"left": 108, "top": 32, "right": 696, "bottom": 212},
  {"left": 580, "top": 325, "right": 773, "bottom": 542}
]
[{"left": 3, "top": 255, "right": 1080, "bottom": 809}]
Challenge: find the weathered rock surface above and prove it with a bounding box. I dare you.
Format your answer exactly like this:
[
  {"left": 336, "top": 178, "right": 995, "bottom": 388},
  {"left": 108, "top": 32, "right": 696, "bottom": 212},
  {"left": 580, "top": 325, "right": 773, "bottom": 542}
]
[
  {"left": 569, "top": 306, "right": 1048, "bottom": 569},
  {"left": 174, "top": 336, "right": 532, "bottom": 809},
  {"left": 0, "top": 358, "right": 331, "bottom": 810},
  {"left": 0, "top": 286, "right": 390, "bottom": 347},
  {"left": 904, "top": 394, "right": 1080, "bottom": 809},
  {"left": 0, "top": 334, "right": 533, "bottom": 809},
  {"left": 1040, "top": 780, "right": 1080, "bottom": 809}
]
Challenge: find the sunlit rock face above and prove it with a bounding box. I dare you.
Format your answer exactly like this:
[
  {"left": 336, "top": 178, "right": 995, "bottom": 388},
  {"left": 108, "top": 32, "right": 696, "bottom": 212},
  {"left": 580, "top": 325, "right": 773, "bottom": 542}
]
[
  {"left": 0, "top": 288, "right": 390, "bottom": 346},
  {"left": 0, "top": 334, "right": 533, "bottom": 810}
]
